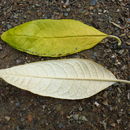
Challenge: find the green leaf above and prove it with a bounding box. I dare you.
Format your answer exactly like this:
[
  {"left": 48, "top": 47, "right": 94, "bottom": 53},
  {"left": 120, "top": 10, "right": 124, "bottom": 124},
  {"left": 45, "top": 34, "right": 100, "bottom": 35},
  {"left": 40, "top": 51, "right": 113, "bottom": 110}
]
[{"left": 1, "top": 19, "right": 121, "bottom": 57}]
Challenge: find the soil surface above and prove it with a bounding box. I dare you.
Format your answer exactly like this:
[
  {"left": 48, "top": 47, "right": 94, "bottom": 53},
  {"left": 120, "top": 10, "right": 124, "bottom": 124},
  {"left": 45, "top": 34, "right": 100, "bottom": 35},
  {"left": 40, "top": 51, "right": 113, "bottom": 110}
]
[{"left": 0, "top": 0, "right": 130, "bottom": 130}]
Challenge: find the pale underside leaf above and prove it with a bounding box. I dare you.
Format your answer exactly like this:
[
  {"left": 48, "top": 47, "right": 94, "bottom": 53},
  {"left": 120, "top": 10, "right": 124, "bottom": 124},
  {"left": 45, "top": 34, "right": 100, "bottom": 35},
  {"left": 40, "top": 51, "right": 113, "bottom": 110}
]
[{"left": 0, "top": 59, "right": 129, "bottom": 100}]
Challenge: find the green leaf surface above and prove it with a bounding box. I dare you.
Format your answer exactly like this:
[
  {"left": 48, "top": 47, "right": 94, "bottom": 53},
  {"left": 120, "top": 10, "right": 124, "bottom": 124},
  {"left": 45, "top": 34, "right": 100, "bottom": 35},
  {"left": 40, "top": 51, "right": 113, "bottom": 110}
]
[{"left": 1, "top": 19, "right": 109, "bottom": 57}]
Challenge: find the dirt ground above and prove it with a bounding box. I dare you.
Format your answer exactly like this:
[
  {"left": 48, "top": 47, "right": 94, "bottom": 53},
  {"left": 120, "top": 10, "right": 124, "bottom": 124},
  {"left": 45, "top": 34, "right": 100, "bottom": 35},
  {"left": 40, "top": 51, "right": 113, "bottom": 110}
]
[{"left": 0, "top": 0, "right": 130, "bottom": 130}]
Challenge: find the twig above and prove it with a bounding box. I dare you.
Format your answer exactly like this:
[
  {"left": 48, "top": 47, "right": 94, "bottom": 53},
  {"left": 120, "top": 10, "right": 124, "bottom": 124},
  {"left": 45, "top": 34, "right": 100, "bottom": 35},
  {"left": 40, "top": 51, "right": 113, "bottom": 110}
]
[{"left": 110, "top": 21, "right": 124, "bottom": 29}]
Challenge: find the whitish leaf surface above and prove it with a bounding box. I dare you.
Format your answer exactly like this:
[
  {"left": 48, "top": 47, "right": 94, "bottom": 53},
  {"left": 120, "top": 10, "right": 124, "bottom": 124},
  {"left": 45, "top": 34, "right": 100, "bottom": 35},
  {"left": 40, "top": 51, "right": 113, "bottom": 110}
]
[
  {"left": 1, "top": 19, "right": 120, "bottom": 57},
  {"left": 0, "top": 59, "right": 129, "bottom": 99}
]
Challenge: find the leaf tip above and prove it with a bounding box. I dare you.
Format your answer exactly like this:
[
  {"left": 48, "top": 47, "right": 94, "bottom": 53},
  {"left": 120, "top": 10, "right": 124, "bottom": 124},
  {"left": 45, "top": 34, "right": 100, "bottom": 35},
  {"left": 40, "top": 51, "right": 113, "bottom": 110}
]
[{"left": 1, "top": 31, "right": 6, "bottom": 41}]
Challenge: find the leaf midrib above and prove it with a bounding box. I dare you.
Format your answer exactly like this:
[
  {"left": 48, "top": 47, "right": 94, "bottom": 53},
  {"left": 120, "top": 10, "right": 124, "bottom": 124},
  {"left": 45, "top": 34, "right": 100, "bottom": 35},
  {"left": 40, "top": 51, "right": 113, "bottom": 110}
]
[
  {"left": 2, "top": 73, "right": 130, "bottom": 84},
  {"left": 6, "top": 34, "right": 107, "bottom": 39}
]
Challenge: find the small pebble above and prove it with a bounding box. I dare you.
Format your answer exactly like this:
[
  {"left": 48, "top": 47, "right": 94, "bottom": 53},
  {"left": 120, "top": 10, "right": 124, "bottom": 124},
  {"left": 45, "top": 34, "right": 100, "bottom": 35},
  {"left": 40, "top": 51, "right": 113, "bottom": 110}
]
[
  {"left": 103, "top": 10, "right": 108, "bottom": 13},
  {"left": 94, "top": 101, "right": 100, "bottom": 107},
  {"left": 13, "top": 13, "right": 18, "bottom": 18},
  {"left": 116, "top": 9, "right": 120, "bottom": 12},
  {"left": 5, "top": 116, "right": 10, "bottom": 121},
  {"left": 79, "top": 106, "right": 83, "bottom": 111},
  {"left": 111, "top": 123, "right": 116, "bottom": 127},
  {"left": 20, "top": 118, "right": 25, "bottom": 122},
  {"left": 127, "top": 91, "right": 130, "bottom": 100},
  {"left": 16, "top": 59, "right": 22, "bottom": 64},
  {"left": 127, "top": 18, "right": 130, "bottom": 23},
  {"left": 63, "top": 0, "right": 70, "bottom": 8},
  {"left": 16, "top": 102, "right": 20, "bottom": 107},
  {"left": 6, "top": 24, "right": 12, "bottom": 29},
  {"left": 66, "top": 8, "right": 70, "bottom": 12},
  {"left": 42, "top": 105, "right": 46, "bottom": 111},
  {"left": 35, "top": 4, "right": 40, "bottom": 7},
  {"left": 118, "top": 49, "right": 124, "bottom": 55},
  {"left": 117, "top": 119, "right": 121, "bottom": 124},
  {"left": 98, "top": 9, "right": 102, "bottom": 13},
  {"left": 90, "top": 0, "right": 97, "bottom": 6},
  {"left": 72, "top": 114, "right": 87, "bottom": 121},
  {"left": 72, "top": 114, "right": 79, "bottom": 120},
  {"left": 121, "top": 65, "right": 127, "bottom": 70},
  {"left": 58, "top": 122, "right": 65, "bottom": 128},
  {"left": 109, "top": 106, "right": 113, "bottom": 111},
  {"left": 64, "top": 12, "right": 68, "bottom": 16},
  {"left": 111, "top": 54, "right": 116, "bottom": 58},
  {"left": 79, "top": 115, "right": 87, "bottom": 121},
  {"left": 16, "top": 126, "right": 20, "bottom": 130},
  {"left": 100, "top": 120, "right": 107, "bottom": 129}
]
